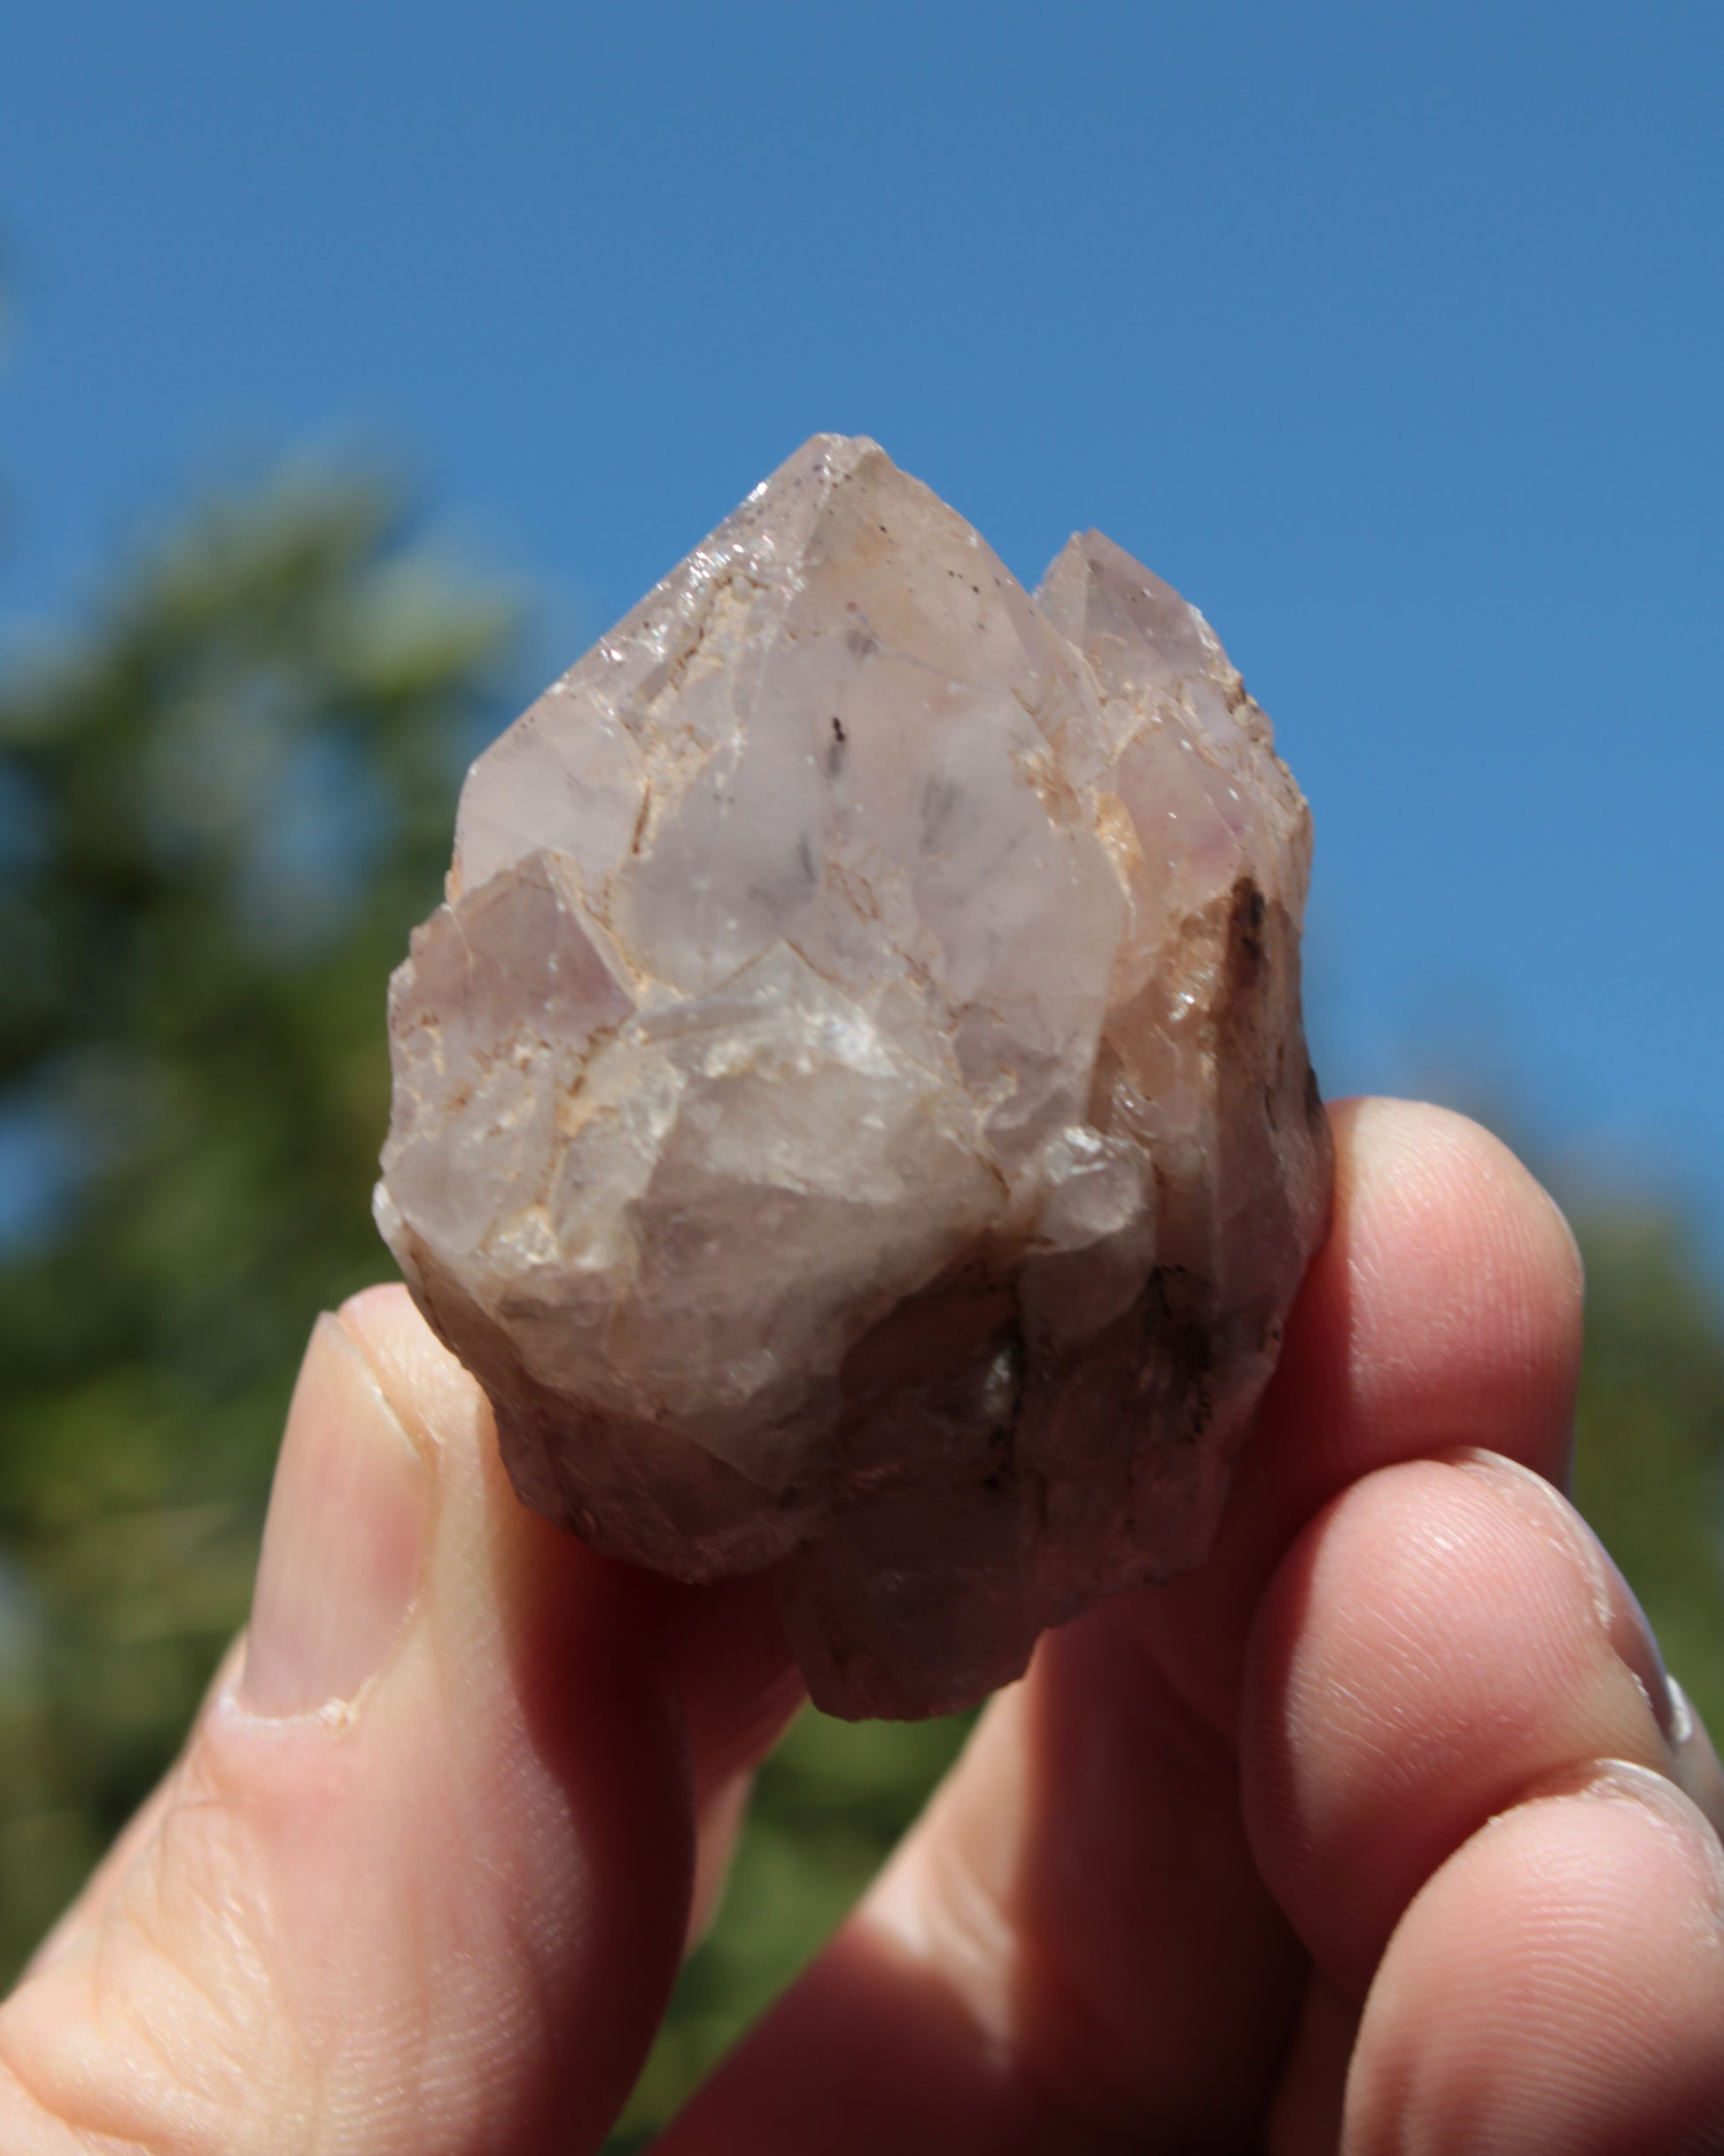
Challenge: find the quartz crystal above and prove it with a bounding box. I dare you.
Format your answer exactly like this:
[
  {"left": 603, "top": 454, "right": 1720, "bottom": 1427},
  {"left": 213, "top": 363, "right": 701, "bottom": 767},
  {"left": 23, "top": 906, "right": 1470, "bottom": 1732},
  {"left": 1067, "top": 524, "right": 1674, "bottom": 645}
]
[{"left": 375, "top": 436, "right": 1332, "bottom": 1718}]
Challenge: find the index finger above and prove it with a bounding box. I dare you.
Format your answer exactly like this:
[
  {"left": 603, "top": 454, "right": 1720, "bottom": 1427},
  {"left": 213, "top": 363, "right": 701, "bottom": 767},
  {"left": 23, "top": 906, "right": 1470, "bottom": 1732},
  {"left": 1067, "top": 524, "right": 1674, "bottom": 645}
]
[{"left": 660, "top": 1099, "right": 1587, "bottom": 2152}]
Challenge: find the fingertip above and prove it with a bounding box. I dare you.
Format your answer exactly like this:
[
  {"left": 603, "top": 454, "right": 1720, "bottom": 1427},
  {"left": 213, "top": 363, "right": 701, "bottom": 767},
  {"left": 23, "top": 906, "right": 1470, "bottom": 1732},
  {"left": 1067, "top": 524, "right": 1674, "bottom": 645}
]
[
  {"left": 1277, "top": 1099, "right": 1584, "bottom": 1492},
  {"left": 1242, "top": 1452, "right": 1671, "bottom": 1993},
  {"left": 1338, "top": 1095, "right": 1582, "bottom": 1319},
  {"left": 334, "top": 1281, "right": 487, "bottom": 1448},
  {"left": 1344, "top": 1098, "right": 1583, "bottom": 1343},
  {"left": 336, "top": 1279, "right": 417, "bottom": 1327},
  {"left": 1347, "top": 1765, "right": 1724, "bottom": 2154},
  {"left": 335, "top": 1279, "right": 432, "bottom": 1358}
]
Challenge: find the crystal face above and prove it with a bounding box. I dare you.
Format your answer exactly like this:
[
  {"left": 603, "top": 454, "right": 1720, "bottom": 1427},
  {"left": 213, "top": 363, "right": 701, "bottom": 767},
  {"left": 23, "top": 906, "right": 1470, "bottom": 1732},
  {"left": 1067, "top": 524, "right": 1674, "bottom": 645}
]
[{"left": 375, "top": 436, "right": 1332, "bottom": 1718}]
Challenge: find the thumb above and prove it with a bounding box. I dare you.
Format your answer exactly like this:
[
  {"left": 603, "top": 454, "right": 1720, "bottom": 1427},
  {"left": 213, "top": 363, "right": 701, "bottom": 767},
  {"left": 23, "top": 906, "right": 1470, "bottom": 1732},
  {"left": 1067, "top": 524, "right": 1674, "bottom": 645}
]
[{"left": 0, "top": 1288, "right": 799, "bottom": 2156}]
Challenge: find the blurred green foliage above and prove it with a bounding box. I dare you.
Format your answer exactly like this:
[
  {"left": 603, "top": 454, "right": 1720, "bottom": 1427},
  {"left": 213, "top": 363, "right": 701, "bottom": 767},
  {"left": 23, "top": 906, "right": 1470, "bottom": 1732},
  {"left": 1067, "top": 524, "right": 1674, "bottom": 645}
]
[
  {"left": 0, "top": 456, "right": 1721, "bottom": 2147},
  {"left": 1571, "top": 1207, "right": 1724, "bottom": 1737}
]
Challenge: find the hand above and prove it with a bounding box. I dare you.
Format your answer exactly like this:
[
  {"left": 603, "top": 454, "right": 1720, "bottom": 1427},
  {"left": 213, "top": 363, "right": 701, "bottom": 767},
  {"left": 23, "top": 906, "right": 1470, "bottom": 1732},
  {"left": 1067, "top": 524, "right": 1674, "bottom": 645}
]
[{"left": 2, "top": 1101, "right": 1720, "bottom": 2154}]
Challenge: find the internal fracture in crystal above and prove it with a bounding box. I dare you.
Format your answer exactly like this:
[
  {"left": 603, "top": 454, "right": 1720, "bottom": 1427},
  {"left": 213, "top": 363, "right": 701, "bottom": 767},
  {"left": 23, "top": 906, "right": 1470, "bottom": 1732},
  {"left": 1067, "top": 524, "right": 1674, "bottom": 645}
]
[{"left": 375, "top": 435, "right": 1332, "bottom": 1718}]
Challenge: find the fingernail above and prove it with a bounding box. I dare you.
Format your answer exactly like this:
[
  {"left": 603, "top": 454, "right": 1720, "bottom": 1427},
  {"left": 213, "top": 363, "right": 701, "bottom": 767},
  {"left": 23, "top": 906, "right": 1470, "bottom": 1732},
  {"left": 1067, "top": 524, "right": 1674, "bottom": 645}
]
[
  {"left": 1596, "top": 1556, "right": 1677, "bottom": 1742},
  {"left": 1667, "top": 1674, "right": 1697, "bottom": 1748},
  {"left": 241, "top": 1314, "right": 430, "bottom": 1718},
  {"left": 1662, "top": 1677, "right": 1724, "bottom": 1839},
  {"left": 1450, "top": 1449, "right": 1678, "bottom": 1741}
]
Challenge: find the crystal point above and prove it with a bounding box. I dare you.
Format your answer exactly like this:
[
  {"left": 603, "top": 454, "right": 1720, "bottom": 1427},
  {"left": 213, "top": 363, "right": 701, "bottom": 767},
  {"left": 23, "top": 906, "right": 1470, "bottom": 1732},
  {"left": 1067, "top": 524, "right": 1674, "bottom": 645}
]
[{"left": 377, "top": 436, "right": 1332, "bottom": 1717}]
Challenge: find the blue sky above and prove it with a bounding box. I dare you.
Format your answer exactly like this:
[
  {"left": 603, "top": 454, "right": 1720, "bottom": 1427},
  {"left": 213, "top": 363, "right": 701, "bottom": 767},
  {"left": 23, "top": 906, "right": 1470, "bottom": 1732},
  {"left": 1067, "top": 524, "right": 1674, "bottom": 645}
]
[{"left": 4, "top": 2, "right": 1722, "bottom": 1245}]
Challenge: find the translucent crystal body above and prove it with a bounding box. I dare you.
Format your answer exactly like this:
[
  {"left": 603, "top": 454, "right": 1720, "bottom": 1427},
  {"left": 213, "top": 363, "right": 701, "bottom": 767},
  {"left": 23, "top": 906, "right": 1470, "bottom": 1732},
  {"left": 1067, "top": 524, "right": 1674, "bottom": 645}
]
[{"left": 376, "top": 436, "right": 1331, "bottom": 1717}]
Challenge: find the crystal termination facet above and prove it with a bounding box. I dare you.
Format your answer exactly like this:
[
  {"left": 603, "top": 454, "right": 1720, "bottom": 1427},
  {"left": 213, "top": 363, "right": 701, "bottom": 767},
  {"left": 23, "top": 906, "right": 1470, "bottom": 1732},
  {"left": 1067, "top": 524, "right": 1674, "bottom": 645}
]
[{"left": 375, "top": 437, "right": 1332, "bottom": 1719}]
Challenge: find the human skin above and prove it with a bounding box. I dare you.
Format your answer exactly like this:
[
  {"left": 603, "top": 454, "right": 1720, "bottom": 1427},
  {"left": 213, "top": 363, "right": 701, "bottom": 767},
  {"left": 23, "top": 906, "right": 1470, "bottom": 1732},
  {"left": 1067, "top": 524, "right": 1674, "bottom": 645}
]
[{"left": 0, "top": 1097, "right": 1720, "bottom": 2153}]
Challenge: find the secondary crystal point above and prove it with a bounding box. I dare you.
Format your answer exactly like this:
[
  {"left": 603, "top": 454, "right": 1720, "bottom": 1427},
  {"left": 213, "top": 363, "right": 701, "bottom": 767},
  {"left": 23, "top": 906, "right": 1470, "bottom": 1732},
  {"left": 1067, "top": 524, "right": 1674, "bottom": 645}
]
[{"left": 375, "top": 435, "right": 1332, "bottom": 1718}]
